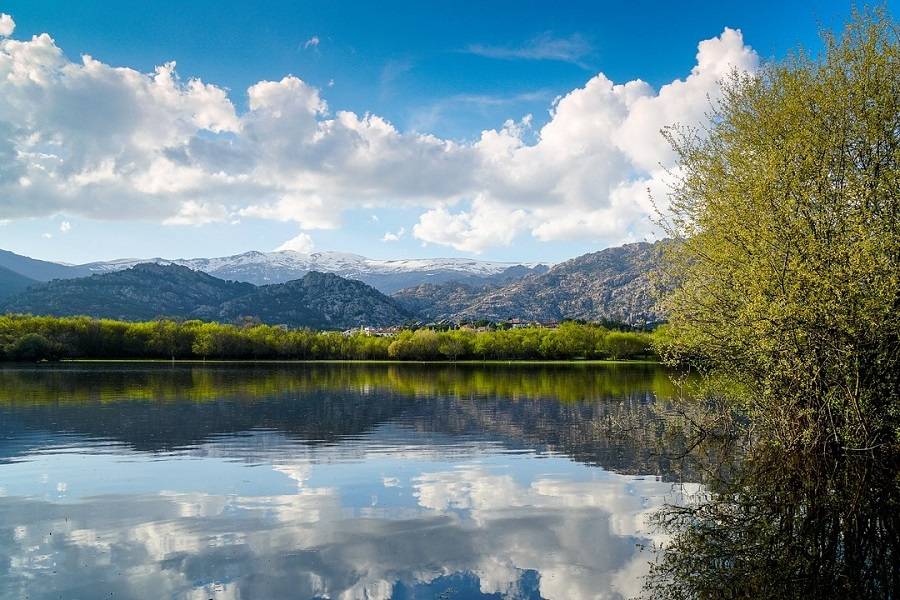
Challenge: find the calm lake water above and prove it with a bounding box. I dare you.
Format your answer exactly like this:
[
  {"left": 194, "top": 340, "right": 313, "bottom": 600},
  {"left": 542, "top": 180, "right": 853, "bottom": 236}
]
[{"left": 0, "top": 363, "right": 694, "bottom": 600}]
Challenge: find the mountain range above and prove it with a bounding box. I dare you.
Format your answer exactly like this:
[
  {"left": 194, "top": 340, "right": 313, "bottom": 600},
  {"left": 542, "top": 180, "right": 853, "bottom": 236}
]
[
  {"left": 394, "top": 241, "right": 665, "bottom": 324},
  {"left": 0, "top": 242, "right": 665, "bottom": 328},
  {"left": 0, "top": 249, "right": 91, "bottom": 282},
  {"left": 1, "top": 263, "right": 411, "bottom": 329},
  {"left": 2, "top": 250, "right": 548, "bottom": 294}
]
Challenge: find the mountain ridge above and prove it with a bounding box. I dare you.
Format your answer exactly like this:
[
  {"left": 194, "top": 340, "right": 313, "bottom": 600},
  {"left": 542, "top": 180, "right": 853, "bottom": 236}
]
[
  {"left": 1, "top": 241, "right": 666, "bottom": 327},
  {"left": 1, "top": 264, "right": 411, "bottom": 329},
  {"left": 2, "top": 263, "right": 256, "bottom": 322},
  {"left": 393, "top": 241, "right": 665, "bottom": 325},
  {"left": 0, "top": 249, "right": 90, "bottom": 282},
  {"left": 216, "top": 271, "right": 413, "bottom": 329},
  {"left": 0, "top": 248, "right": 549, "bottom": 293}
]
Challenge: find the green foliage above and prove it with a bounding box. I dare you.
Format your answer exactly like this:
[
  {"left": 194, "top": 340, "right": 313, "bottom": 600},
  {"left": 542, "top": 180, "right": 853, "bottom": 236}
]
[
  {"left": 603, "top": 331, "right": 652, "bottom": 360},
  {"left": 0, "top": 314, "right": 654, "bottom": 362},
  {"left": 5, "top": 333, "right": 56, "bottom": 362},
  {"left": 645, "top": 10, "right": 900, "bottom": 599},
  {"left": 658, "top": 8, "right": 900, "bottom": 449}
]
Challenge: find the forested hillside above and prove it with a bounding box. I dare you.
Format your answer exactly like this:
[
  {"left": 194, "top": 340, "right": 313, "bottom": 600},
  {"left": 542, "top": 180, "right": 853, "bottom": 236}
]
[
  {"left": 1, "top": 264, "right": 410, "bottom": 329},
  {"left": 0, "top": 266, "right": 35, "bottom": 300}
]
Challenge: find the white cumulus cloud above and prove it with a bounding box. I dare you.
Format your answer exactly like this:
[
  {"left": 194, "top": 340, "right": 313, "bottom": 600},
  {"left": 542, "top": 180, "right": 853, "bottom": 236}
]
[
  {"left": 414, "top": 27, "right": 758, "bottom": 249},
  {"left": 276, "top": 232, "right": 315, "bottom": 254},
  {"left": 0, "top": 14, "right": 14, "bottom": 38},
  {"left": 0, "top": 18, "right": 758, "bottom": 252},
  {"left": 162, "top": 201, "right": 229, "bottom": 225},
  {"left": 381, "top": 226, "right": 405, "bottom": 242},
  {"left": 413, "top": 196, "right": 528, "bottom": 253}
]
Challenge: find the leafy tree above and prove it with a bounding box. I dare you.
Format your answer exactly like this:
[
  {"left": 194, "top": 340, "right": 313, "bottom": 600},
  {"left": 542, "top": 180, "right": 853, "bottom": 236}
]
[
  {"left": 147, "top": 320, "right": 194, "bottom": 359},
  {"left": 438, "top": 331, "right": 472, "bottom": 360},
  {"left": 658, "top": 9, "right": 900, "bottom": 448},
  {"left": 5, "top": 333, "right": 56, "bottom": 362},
  {"left": 604, "top": 331, "right": 651, "bottom": 359}
]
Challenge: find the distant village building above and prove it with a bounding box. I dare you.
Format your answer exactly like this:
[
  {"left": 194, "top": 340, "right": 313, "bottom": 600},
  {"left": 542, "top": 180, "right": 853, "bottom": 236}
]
[
  {"left": 344, "top": 320, "right": 561, "bottom": 336},
  {"left": 342, "top": 326, "right": 405, "bottom": 336}
]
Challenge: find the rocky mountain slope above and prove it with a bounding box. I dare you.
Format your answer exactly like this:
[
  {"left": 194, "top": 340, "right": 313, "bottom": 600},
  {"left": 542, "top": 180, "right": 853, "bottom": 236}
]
[
  {"left": 392, "top": 282, "right": 490, "bottom": 321},
  {"left": 2, "top": 264, "right": 255, "bottom": 322},
  {"left": 393, "top": 241, "right": 666, "bottom": 325},
  {"left": 1, "top": 264, "right": 410, "bottom": 328},
  {"left": 1, "top": 242, "right": 666, "bottom": 327},
  {"left": 216, "top": 271, "right": 412, "bottom": 328}
]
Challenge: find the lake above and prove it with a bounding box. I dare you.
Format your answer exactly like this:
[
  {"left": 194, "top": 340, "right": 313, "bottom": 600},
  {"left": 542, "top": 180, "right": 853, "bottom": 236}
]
[{"left": 0, "top": 363, "right": 695, "bottom": 599}]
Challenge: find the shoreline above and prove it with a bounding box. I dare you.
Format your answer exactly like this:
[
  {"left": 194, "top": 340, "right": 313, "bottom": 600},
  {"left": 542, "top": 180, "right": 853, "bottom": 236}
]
[{"left": 7, "top": 358, "right": 663, "bottom": 366}]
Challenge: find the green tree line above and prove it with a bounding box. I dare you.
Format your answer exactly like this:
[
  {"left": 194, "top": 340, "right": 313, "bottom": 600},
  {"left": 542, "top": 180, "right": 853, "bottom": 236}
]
[{"left": 0, "top": 314, "right": 655, "bottom": 362}]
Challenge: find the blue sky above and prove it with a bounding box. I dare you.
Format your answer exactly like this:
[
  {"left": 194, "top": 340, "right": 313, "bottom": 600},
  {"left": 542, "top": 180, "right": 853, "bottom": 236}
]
[{"left": 0, "top": 1, "right": 876, "bottom": 264}]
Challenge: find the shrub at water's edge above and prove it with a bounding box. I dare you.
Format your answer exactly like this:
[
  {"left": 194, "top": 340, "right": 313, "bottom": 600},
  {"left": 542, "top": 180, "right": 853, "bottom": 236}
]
[
  {"left": 644, "top": 9, "right": 899, "bottom": 599},
  {"left": 655, "top": 7, "right": 899, "bottom": 451},
  {"left": 0, "top": 314, "right": 656, "bottom": 362}
]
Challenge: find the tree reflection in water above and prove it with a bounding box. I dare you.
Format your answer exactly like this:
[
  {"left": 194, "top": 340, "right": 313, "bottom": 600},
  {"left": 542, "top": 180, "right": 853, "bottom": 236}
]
[
  {"left": 2, "top": 364, "right": 895, "bottom": 597},
  {"left": 643, "top": 426, "right": 899, "bottom": 599},
  {"left": 0, "top": 363, "right": 690, "bottom": 599}
]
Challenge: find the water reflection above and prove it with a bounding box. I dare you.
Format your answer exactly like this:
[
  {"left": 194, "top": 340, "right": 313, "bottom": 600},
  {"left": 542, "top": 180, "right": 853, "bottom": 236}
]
[
  {"left": 643, "top": 440, "right": 900, "bottom": 599},
  {"left": 0, "top": 363, "right": 690, "bottom": 475},
  {"left": 0, "top": 363, "right": 691, "bottom": 600}
]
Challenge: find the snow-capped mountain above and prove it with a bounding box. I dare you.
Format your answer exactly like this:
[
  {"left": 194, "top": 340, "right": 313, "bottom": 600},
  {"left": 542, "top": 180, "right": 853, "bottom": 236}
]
[{"left": 79, "top": 251, "right": 550, "bottom": 293}]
